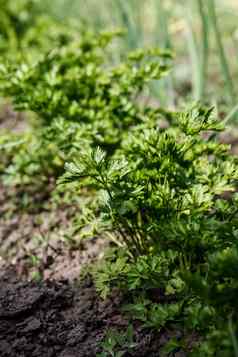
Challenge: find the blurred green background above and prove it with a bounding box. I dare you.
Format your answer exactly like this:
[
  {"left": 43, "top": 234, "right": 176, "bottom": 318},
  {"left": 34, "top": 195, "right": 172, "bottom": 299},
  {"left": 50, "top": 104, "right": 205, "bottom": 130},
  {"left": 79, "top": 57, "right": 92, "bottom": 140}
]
[
  {"left": 41, "top": 1, "right": 238, "bottom": 113},
  {"left": 2, "top": 0, "right": 238, "bottom": 119}
]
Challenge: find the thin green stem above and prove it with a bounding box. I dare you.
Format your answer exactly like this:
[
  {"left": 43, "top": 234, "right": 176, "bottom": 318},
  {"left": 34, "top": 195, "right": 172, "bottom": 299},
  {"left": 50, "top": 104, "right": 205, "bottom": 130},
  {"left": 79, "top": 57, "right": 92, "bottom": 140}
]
[
  {"left": 223, "top": 103, "right": 238, "bottom": 125},
  {"left": 228, "top": 314, "right": 238, "bottom": 357}
]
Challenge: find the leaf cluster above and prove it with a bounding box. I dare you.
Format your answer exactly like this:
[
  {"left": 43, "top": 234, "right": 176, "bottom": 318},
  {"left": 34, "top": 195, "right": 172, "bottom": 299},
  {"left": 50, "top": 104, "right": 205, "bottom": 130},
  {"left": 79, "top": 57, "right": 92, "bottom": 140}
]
[
  {"left": 66, "top": 105, "right": 238, "bottom": 355},
  {"left": 0, "top": 0, "right": 72, "bottom": 61},
  {"left": 0, "top": 30, "right": 171, "bottom": 186}
]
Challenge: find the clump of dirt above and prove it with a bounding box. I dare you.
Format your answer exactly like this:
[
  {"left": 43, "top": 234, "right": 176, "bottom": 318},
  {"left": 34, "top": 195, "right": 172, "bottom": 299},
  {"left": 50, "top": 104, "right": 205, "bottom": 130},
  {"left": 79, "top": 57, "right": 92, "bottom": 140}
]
[
  {"left": 0, "top": 268, "right": 187, "bottom": 357},
  {"left": 0, "top": 103, "right": 27, "bottom": 133}
]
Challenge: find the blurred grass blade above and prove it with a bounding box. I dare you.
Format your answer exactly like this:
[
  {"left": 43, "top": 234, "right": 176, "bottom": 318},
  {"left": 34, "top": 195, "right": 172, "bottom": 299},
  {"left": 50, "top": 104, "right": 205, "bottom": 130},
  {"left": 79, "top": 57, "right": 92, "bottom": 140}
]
[
  {"left": 185, "top": 5, "right": 201, "bottom": 101},
  {"left": 115, "top": 0, "right": 141, "bottom": 50},
  {"left": 197, "top": 0, "right": 209, "bottom": 101},
  {"left": 223, "top": 103, "right": 238, "bottom": 125},
  {"left": 207, "top": 0, "right": 236, "bottom": 105},
  {"left": 155, "top": 0, "right": 175, "bottom": 107}
]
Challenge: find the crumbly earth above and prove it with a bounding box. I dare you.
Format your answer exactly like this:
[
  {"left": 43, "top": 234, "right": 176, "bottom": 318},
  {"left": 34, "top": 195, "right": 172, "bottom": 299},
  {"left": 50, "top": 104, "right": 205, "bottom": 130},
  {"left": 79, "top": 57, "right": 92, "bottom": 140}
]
[{"left": 0, "top": 267, "right": 190, "bottom": 357}]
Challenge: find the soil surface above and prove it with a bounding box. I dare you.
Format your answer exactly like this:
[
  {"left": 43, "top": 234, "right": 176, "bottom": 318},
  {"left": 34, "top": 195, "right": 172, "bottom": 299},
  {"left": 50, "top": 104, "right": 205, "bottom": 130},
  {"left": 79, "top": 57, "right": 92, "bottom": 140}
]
[
  {"left": 0, "top": 181, "right": 106, "bottom": 281},
  {"left": 0, "top": 267, "right": 188, "bottom": 357}
]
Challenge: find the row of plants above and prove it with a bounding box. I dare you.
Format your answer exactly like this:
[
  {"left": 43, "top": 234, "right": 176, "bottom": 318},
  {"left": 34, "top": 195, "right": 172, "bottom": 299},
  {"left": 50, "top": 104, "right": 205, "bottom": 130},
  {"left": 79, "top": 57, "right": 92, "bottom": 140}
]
[
  {"left": 1, "top": 8, "right": 238, "bottom": 356},
  {"left": 4, "top": 0, "right": 238, "bottom": 115},
  {"left": 43, "top": 0, "right": 238, "bottom": 116}
]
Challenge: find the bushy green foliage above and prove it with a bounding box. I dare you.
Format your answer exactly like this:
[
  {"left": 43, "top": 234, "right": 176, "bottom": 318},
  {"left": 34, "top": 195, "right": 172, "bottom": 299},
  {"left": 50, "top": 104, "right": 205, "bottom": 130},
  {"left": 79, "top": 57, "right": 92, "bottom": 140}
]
[
  {"left": 0, "top": 30, "right": 171, "bottom": 185},
  {"left": 0, "top": 0, "right": 38, "bottom": 53},
  {"left": 0, "top": 0, "right": 71, "bottom": 61},
  {"left": 63, "top": 106, "right": 236, "bottom": 257},
  {"left": 64, "top": 105, "right": 238, "bottom": 355}
]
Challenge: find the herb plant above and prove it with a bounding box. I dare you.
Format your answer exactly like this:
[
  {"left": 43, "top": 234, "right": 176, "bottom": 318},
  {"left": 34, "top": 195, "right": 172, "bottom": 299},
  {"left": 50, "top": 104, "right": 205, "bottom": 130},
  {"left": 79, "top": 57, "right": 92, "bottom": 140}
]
[
  {"left": 64, "top": 105, "right": 238, "bottom": 355},
  {"left": 98, "top": 325, "right": 136, "bottom": 357},
  {"left": 0, "top": 30, "right": 171, "bottom": 187}
]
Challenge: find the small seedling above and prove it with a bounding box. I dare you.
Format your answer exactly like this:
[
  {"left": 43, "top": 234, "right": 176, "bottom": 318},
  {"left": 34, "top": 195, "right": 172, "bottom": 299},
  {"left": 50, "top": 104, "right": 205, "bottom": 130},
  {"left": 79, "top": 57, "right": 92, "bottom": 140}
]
[{"left": 98, "top": 325, "right": 136, "bottom": 357}]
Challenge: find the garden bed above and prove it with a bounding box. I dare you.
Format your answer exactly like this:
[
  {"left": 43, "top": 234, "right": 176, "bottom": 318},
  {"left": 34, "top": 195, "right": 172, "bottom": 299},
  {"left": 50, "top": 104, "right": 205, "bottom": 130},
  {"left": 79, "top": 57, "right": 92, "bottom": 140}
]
[
  {"left": 0, "top": 175, "right": 192, "bottom": 356},
  {"left": 1, "top": 13, "right": 238, "bottom": 354},
  {"left": 0, "top": 267, "right": 191, "bottom": 357}
]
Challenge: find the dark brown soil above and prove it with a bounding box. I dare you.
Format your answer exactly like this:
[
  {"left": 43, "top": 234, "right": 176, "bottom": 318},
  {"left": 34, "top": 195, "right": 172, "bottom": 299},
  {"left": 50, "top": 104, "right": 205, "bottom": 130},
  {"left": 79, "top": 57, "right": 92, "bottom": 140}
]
[{"left": 0, "top": 267, "right": 188, "bottom": 357}]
